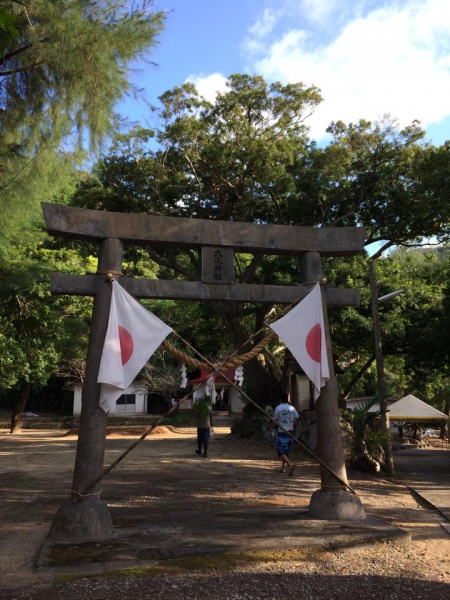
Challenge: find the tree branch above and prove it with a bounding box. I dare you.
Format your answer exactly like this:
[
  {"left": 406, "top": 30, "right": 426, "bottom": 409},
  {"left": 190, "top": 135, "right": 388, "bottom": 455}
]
[
  {"left": 146, "top": 247, "right": 198, "bottom": 281},
  {"left": 0, "top": 61, "right": 43, "bottom": 76},
  {"left": 341, "top": 354, "right": 376, "bottom": 400},
  {"left": 0, "top": 43, "right": 33, "bottom": 66},
  {"left": 329, "top": 210, "right": 356, "bottom": 227},
  {"left": 240, "top": 255, "right": 263, "bottom": 283}
]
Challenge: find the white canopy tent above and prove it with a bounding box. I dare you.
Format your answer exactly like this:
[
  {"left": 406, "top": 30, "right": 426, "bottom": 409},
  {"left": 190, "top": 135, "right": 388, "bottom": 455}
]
[{"left": 388, "top": 394, "right": 448, "bottom": 422}]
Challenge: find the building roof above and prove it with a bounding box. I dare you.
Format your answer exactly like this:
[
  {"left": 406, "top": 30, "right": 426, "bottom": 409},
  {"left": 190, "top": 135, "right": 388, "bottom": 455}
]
[
  {"left": 388, "top": 394, "right": 448, "bottom": 421},
  {"left": 190, "top": 369, "right": 236, "bottom": 384},
  {"left": 345, "top": 397, "right": 397, "bottom": 412}
]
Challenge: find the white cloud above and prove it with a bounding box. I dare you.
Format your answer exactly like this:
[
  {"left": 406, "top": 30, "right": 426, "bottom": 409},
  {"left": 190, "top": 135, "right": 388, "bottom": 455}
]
[
  {"left": 246, "top": 0, "right": 450, "bottom": 140},
  {"left": 299, "top": 0, "right": 339, "bottom": 24},
  {"left": 248, "top": 8, "right": 279, "bottom": 39},
  {"left": 185, "top": 72, "right": 228, "bottom": 103},
  {"left": 243, "top": 8, "right": 280, "bottom": 54}
]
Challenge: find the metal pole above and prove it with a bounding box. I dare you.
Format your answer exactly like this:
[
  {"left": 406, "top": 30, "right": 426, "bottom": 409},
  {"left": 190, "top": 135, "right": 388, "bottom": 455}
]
[{"left": 368, "top": 260, "right": 395, "bottom": 477}]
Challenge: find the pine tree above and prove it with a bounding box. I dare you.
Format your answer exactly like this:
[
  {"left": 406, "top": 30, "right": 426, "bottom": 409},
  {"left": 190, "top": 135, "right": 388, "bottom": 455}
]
[{"left": 0, "top": 0, "right": 166, "bottom": 246}]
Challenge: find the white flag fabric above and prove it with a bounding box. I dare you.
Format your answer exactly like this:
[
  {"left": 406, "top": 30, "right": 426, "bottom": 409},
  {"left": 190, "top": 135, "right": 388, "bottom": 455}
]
[
  {"left": 269, "top": 283, "right": 330, "bottom": 399},
  {"left": 98, "top": 280, "right": 173, "bottom": 413}
]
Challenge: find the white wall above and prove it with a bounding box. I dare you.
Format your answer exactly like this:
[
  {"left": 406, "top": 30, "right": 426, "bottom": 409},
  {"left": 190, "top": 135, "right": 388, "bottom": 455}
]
[
  {"left": 296, "top": 374, "right": 311, "bottom": 411},
  {"left": 73, "top": 382, "right": 147, "bottom": 416},
  {"left": 229, "top": 387, "right": 244, "bottom": 413}
]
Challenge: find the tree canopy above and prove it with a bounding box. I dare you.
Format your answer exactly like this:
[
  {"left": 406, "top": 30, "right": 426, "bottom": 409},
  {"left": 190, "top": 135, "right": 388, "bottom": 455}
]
[
  {"left": 66, "top": 74, "right": 450, "bottom": 407},
  {"left": 327, "top": 249, "right": 450, "bottom": 406},
  {"left": 0, "top": 242, "right": 93, "bottom": 431},
  {"left": 300, "top": 119, "right": 450, "bottom": 258},
  {"left": 3, "top": 72, "right": 449, "bottom": 419},
  {"left": 0, "top": 0, "right": 165, "bottom": 249}
]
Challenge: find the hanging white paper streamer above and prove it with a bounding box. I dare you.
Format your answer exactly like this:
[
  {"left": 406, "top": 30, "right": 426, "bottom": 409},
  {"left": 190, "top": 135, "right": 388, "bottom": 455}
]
[
  {"left": 234, "top": 365, "right": 244, "bottom": 386},
  {"left": 206, "top": 375, "right": 215, "bottom": 398},
  {"left": 180, "top": 363, "right": 188, "bottom": 388}
]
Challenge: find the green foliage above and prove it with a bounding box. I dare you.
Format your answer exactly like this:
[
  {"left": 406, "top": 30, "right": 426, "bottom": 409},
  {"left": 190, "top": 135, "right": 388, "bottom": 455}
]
[
  {"left": 351, "top": 397, "right": 387, "bottom": 437},
  {"left": 171, "top": 413, "right": 191, "bottom": 427},
  {"left": 0, "top": 0, "right": 165, "bottom": 250},
  {"left": 0, "top": 8, "right": 18, "bottom": 53},
  {"left": 294, "top": 118, "right": 450, "bottom": 254},
  {"left": 69, "top": 75, "right": 324, "bottom": 395},
  {"left": 0, "top": 317, "right": 29, "bottom": 388},
  {"left": 0, "top": 242, "right": 92, "bottom": 398},
  {"left": 1, "top": 0, "right": 165, "bottom": 149},
  {"left": 328, "top": 248, "right": 450, "bottom": 405},
  {"left": 348, "top": 396, "right": 391, "bottom": 472},
  {"left": 194, "top": 396, "right": 212, "bottom": 418}
]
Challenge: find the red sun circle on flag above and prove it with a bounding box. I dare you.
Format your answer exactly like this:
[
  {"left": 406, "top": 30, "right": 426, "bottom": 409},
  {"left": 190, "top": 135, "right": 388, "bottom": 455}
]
[
  {"left": 118, "top": 325, "right": 134, "bottom": 365},
  {"left": 306, "top": 323, "right": 321, "bottom": 363}
]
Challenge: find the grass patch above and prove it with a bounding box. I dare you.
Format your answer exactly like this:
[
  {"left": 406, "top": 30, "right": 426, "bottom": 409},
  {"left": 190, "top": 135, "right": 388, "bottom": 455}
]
[{"left": 52, "top": 548, "right": 316, "bottom": 584}]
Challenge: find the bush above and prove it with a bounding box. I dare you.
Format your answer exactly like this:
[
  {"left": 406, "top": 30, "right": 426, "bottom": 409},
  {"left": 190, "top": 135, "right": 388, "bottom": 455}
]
[
  {"left": 172, "top": 414, "right": 191, "bottom": 427},
  {"left": 346, "top": 396, "right": 391, "bottom": 473}
]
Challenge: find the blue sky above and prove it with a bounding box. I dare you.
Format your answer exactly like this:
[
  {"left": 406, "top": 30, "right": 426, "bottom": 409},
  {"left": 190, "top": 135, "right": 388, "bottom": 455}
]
[{"left": 118, "top": 0, "right": 450, "bottom": 146}]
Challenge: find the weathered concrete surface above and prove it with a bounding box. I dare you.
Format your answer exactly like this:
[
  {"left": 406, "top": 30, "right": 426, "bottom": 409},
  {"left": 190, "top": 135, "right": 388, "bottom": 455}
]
[
  {"left": 394, "top": 447, "right": 450, "bottom": 522},
  {"left": 42, "top": 203, "right": 366, "bottom": 256},
  {"left": 49, "top": 239, "right": 123, "bottom": 542},
  {"left": 48, "top": 498, "right": 114, "bottom": 543},
  {"left": 309, "top": 489, "right": 367, "bottom": 521},
  {"left": 38, "top": 508, "right": 409, "bottom": 574},
  {"left": 50, "top": 273, "right": 361, "bottom": 306}
]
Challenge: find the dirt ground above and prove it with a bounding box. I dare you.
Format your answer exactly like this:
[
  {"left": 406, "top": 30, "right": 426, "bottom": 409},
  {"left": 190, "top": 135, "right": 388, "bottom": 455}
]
[{"left": 0, "top": 426, "right": 449, "bottom": 599}]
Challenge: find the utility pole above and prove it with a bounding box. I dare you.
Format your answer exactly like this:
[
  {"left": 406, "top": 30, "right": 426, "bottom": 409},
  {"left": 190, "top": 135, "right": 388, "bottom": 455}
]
[{"left": 368, "top": 260, "right": 395, "bottom": 478}]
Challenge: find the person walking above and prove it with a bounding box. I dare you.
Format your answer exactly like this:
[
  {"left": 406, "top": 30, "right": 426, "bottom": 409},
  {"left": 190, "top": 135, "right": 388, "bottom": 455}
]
[
  {"left": 193, "top": 396, "right": 214, "bottom": 458},
  {"left": 270, "top": 394, "right": 299, "bottom": 476}
]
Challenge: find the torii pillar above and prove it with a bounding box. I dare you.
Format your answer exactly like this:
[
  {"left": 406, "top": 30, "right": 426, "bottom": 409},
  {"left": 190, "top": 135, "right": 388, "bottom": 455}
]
[
  {"left": 301, "top": 252, "right": 365, "bottom": 520},
  {"left": 47, "top": 238, "right": 123, "bottom": 541}
]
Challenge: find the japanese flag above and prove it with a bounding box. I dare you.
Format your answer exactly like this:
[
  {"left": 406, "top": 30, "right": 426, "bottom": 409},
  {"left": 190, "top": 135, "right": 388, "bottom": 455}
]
[
  {"left": 269, "top": 283, "right": 330, "bottom": 399},
  {"left": 98, "top": 280, "right": 172, "bottom": 413}
]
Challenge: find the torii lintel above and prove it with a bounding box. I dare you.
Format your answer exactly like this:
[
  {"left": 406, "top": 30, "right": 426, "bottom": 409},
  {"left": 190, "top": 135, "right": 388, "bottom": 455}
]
[{"left": 42, "top": 203, "right": 366, "bottom": 257}]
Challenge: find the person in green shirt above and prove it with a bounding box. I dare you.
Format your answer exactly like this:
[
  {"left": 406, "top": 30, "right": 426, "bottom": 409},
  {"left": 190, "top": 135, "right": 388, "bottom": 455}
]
[{"left": 193, "top": 396, "right": 214, "bottom": 458}]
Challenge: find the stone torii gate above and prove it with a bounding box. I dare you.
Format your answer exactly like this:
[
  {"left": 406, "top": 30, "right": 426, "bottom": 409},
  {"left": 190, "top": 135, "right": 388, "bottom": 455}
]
[{"left": 43, "top": 203, "right": 366, "bottom": 542}]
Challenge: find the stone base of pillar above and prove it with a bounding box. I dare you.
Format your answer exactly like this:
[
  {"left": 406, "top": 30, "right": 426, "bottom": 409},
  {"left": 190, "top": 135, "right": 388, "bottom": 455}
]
[
  {"left": 47, "top": 497, "right": 114, "bottom": 543},
  {"left": 308, "top": 488, "right": 366, "bottom": 521}
]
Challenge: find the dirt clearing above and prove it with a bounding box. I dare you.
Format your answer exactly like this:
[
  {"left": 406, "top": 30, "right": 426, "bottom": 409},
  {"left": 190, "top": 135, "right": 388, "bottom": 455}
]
[{"left": 0, "top": 428, "right": 449, "bottom": 599}]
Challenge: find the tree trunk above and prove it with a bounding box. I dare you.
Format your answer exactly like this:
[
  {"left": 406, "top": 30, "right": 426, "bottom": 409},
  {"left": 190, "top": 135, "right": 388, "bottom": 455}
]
[
  {"left": 440, "top": 398, "right": 450, "bottom": 439},
  {"left": 369, "top": 261, "right": 395, "bottom": 478},
  {"left": 213, "top": 303, "right": 279, "bottom": 407},
  {"left": 10, "top": 382, "right": 31, "bottom": 433},
  {"left": 341, "top": 354, "right": 376, "bottom": 400}
]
